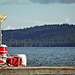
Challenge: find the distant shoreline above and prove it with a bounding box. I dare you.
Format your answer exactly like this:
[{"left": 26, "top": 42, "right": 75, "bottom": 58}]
[{"left": 2, "top": 24, "right": 75, "bottom": 47}]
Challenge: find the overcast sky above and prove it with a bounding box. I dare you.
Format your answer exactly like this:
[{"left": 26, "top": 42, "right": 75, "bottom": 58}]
[{"left": 0, "top": 0, "right": 75, "bottom": 30}]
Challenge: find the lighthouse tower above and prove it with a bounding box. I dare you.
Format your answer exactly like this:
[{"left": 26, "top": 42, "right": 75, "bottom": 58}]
[
  {"left": 0, "top": 14, "right": 7, "bottom": 64},
  {"left": 0, "top": 14, "right": 27, "bottom": 66}
]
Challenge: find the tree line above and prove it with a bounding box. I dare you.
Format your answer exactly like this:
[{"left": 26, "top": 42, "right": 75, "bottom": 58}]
[{"left": 2, "top": 23, "right": 75, "bottom": 47}]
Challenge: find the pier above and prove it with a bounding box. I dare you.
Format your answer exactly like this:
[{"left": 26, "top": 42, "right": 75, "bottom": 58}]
[{"left": 0, "top": 66, "right": 75, "bottom": 75}]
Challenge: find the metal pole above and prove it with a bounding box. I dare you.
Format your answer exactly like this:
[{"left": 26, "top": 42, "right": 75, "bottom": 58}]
[
  {"left": 0, "top": 14, "right": 7, "bottom": 46},
  {"left": 0, "top": 22, "right": 2, "bottom": 46}
]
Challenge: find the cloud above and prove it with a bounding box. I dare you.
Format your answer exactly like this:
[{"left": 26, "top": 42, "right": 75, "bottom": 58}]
[
  {"left": 1, "top": 0, "right": 28, "bottom": 5},
  {"left": 65, "top": 17, "right": 70, "bottom": 23},
  {"left": 1, "top": 0, "right": 75, "bottom": 5},
  {"left": 64, "top": 17, "right": 70, "bottom": 23},
  {"left": 5, "top": 25, "right": 12, "bottom": 30},
  {"left": 29, "top": 0, "right": 75, "bottom": 4},
  {"left": 29, "top": 0, "right": 57, "bottom": 4},
  {"left": 59, "top": 0, "right": 75, "bottom": 4}
]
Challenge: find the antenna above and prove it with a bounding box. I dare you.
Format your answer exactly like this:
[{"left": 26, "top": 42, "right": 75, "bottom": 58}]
[{"left": 0, "top": 14, "right": 7, "bottom": 46}]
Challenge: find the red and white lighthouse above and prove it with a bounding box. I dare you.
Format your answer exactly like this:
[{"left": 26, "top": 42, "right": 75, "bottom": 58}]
[
  {"left": 0, "top": 44, "right": 7, "bottom": 64},
  {"left": 0, "top": 14, "right": 7, "bottom": 64},
  {"left": 0, "top": 14, "right": 27, "bottom": 66}
]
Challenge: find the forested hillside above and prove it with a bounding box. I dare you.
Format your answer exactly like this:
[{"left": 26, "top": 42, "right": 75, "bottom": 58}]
[{"left": 2, "top": 24, "right": 75, "bottom": 47}]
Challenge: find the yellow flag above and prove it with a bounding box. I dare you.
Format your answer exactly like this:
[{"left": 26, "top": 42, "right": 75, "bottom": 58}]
[{"left": 0, "top": 14, "right": 7, "bottom": 23}]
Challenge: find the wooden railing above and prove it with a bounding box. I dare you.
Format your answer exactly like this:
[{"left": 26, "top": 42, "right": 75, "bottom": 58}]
[{"left": 0, "top": 66, "right": 75, "bottom": 75}]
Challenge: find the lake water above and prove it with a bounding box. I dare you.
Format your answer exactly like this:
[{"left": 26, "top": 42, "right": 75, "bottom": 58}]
[{"left": 7, "top": 47, "right": 75, "bottom": 66}]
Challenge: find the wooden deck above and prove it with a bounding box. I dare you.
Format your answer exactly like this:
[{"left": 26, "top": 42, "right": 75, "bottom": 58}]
[{"left": 0, "top": 66, "right": 75, "bottom": 75}]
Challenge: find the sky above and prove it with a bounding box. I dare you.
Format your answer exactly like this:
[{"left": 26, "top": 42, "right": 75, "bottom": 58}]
[{"left": 0, "top": 0, "right": 75, "bottom": 30}]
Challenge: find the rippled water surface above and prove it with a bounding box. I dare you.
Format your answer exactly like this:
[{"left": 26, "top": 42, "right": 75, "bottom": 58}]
[{"left": 7, "top": 47, "right": 75, "bottom": 66}]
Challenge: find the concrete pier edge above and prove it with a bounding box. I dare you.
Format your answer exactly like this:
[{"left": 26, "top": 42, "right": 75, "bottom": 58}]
[{"left": 0, "top": 66, "right": 75, "bottom": 75}]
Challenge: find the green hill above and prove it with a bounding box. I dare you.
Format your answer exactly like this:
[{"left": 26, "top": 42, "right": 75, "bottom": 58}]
[{"left": 2, "top": 24, "right": 75, "bottom": 47}]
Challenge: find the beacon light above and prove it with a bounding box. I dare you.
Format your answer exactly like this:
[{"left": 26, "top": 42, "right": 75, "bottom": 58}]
[{"left": 0, "top": 14, "right": 7, "bottom": 23}]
